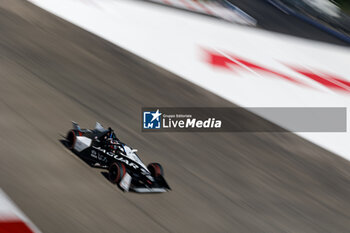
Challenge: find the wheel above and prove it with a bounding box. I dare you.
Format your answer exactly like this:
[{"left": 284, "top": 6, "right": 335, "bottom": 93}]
[
  {"left": 66, "top": 131, "right": 76, "bottom": 149},
  {"left": 109, "top": 162, "right": 126, "bottom": 184},
  {"left": 147, "top": 163, "right": 164, "bottom": 178}
]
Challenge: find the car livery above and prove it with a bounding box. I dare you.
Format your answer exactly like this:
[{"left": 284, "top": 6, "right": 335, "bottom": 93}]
[{"left": 66, "top": 122, "right": 171, "bottom": 193}]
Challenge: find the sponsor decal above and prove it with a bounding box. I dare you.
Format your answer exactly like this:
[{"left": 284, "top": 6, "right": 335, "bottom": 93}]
[
  {"left": 91, "top": 146, "right": 152, "bottom": 176},
  {"left": 92, "top": 146, "right": 140, "bottom": 170},
  {"left": 91, "top": 149, "right": 97, "bottom": 158}
]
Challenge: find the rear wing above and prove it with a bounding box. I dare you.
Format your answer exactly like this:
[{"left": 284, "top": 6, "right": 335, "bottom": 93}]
[
  {"left": 95, "top": 122, "right": 106, "bottom": 132},
  {"left": 71, "top": 121, "right": 106, "bottom": 132}
]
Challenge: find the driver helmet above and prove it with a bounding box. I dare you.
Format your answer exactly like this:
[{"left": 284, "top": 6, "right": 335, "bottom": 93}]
[{"left": 107, "top": 127, "right": 116, "bottom": 139}]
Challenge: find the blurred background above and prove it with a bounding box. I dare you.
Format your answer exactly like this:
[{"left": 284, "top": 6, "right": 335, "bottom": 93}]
[{"left": 1, "top": 0, "right": 350, "bottom": 232}]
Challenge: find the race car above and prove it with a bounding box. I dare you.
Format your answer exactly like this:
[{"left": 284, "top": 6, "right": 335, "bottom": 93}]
[{"left": 66, "top": 122, "right": 171, "bottom": 193}]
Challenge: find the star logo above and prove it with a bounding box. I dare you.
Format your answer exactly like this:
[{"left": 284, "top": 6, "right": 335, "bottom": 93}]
[
  {"left": 143, "top": 109, "right": 162, "bottom": 129},
  {"left": 151, "top": 109, "right": 162, "bottom": 122}
]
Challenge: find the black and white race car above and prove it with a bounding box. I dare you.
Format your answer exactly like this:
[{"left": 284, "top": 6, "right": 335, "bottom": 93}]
[{"left": 66, "top": 122, "right": 170, "bottom": 193}]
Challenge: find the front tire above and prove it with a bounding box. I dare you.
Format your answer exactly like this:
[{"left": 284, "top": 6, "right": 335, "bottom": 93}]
[
  {"left": 147, "top": 163, "right": 164, "bottom": 178},
  {"left": 66, "top": 131, "right": 76, "bottom": 149},
  {"left": 109, "top": 162, "right": 126, "bottom": 184}
]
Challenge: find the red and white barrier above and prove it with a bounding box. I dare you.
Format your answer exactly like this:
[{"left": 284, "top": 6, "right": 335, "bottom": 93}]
[{"left": 0, "top": 189, "right": 41, "bottom": 233}]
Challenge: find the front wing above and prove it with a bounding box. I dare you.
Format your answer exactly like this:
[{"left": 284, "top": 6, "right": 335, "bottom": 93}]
[{"left": 119, "top": 173, "right": 171, "bottom": 193}]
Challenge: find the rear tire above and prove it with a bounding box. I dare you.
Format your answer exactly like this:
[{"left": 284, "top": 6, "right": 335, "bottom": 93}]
[
  {"left": 147, "top": 163, "right": 164, "bottom": 178},
  {"left": 66, "top": 131, "right": 76, "bottom": 149},
  {"left": 109, "top": 162, "right": 126, "bottom": 184}
]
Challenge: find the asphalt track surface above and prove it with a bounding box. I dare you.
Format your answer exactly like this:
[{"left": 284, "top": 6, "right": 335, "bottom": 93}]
[
  {"left": 1, "top": 1, "right": 350, "bottom": 233},
  {"left": 228, "top": 0, "right": 350, "bottom": 46}
]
